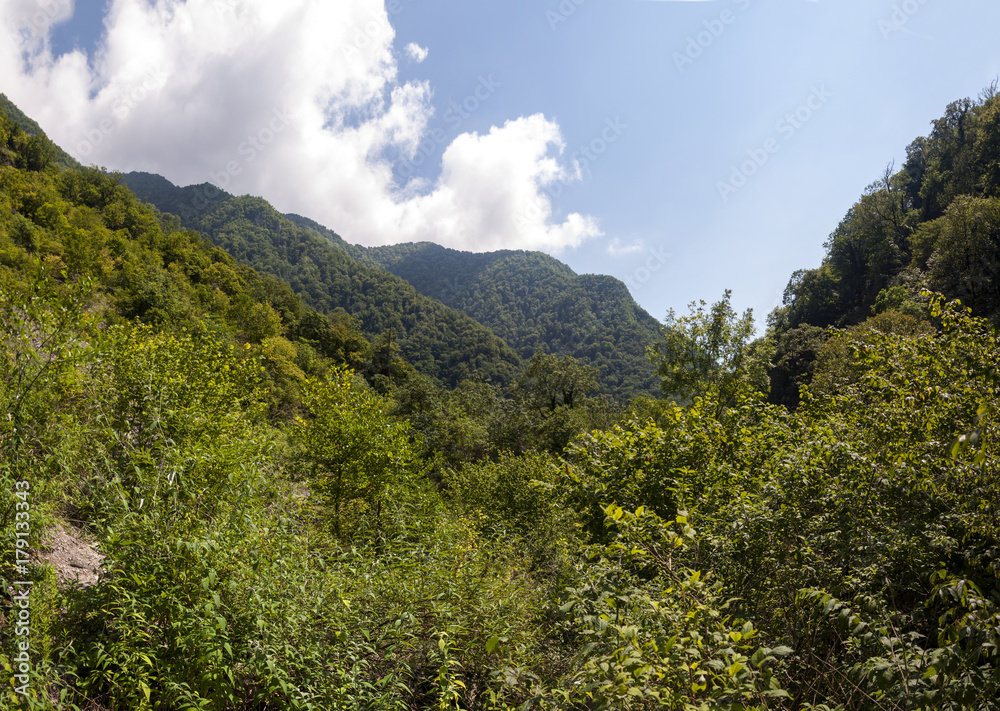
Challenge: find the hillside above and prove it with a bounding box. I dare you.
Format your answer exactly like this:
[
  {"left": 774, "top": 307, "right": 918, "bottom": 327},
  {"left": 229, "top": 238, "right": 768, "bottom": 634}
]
[
  {"left": 123, "top": 172, "right": 523, "bottom": 389},
  {"left": 0, "top": 93, "right": 79, "bottom": 171},
  {"left": 125, "top": 172, "right": 661, "bottom": 400},
  {"left": 768, "top": 85, "right": 1000, "bottom": 405},
  {"left": 0, "top": 99, "right": 391, "bottom": 417},
  {"left": 360, "top": 242, "right": 663, "bottom": 400}
]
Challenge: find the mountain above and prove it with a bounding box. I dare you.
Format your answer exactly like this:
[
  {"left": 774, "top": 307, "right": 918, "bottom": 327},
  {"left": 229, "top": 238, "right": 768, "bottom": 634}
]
[
  {"left": 2, "top": 95, "right": 659, "bottom": 400},
  {"left": 768, "top": 84, "right": 1000, "bottom": 405},
  {"left": 358, "top": 242, "right": 663, "bottom": 400},
  {"left": 122, "top": 172, "right": 523, "bottom": 389},
  {"left": 0, "top": 93, "right": 79, "bottom": 171},
  {"left": 124, "top": 172, "right": 663, "bottom": 400},
  {"left": 0, "top": 98, "right": 387, "bottom": 417}
]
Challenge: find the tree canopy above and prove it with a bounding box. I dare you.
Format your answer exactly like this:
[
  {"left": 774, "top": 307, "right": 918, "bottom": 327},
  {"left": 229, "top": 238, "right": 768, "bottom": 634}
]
[{"left": 649, "top": 290, "right": 770, "bottom": 415}]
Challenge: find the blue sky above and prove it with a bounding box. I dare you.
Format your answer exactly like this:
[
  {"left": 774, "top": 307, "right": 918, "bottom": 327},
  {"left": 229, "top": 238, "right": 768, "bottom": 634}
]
[{"left": 5, "top": 0, "right": 1000, "bottom": 328}]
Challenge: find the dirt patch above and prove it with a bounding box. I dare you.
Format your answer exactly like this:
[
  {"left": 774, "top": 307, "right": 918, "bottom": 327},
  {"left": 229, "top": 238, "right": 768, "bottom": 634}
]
[{"left": 40, "top": 523, "right": 104, "bottom": 587}]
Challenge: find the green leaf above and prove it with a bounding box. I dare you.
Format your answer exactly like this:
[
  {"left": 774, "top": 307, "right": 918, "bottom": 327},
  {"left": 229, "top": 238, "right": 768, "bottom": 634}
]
[{"left": 949, "top": 435, "right": 964, "bottom": 459}]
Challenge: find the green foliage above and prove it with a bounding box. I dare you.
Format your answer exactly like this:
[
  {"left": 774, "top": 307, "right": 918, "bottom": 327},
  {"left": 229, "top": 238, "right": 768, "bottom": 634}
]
[
  {"left": 0, "top": 276, "right": 96, "bottom": 708},
  {"left": 293, "top": 309, "right": 367, "bottom": 371},
  {"left": 922, "top": 195, "right": 1000, "bottom": 314},
  {"left": 872, "top": 284, "right": 926, "bottom": 318},
  {"left": 809, "top": 308, "right": 935, "bottom": 397},
  {"left": 1, "top": 309, "right": 283, "bottom": 710},
  {"left": 548, "top": 296, "right": 1000, "bottom": 709},
  {"left": 0, "top": 93, "right": 79, "bottom": 170},
  {"left": 292, "top": 368, "right": 419, "bottom": 538},
  {"left": 795, "top": 573, "right": 1000, "bottom": 711},
  {"left": 0, "top": 99, "right": 365, "bottom": 417},
  {"left": 121, "top": 174, "right": 524, "bottom": 389},
  {"left": 562, "top": 393, "right": 773, "bottom": 545},
  {"left": 61, "top": 532, "right": 242, "bottom": 710},
  {"left": 390, "top": 351, "right": 615, "bottom": 466},
  {"left": 0, "top": 274, "right": 95, "bottom": 571},
  {"left": 513, "top": 350, "right": 607, "bottom": 453},
  {"left": 447, "top": 452, "right": 571, "bottom": 557},
  {"left": 768, "top": 324, "right": 829, "bottom": 408},
  {"left": 85, "top": 325, "right": 269, "bottom": 525},
  {"left": 519, "top": 350, "right": 599, "bottom": 413},
  {"left": 539, "top": 506, "right": 791, "bottom": 710},
  {"left": 649, "top": 290, "right": 771, "bottom": 416},
  {"left": 392, "top": 375, "right": 509, "bottom": 469},
  {"left": 773, "top": 85, "right": 1000, "bottom": 393},
  {"left": 362, "top": 242, "right": 663, "bottom": 400}
]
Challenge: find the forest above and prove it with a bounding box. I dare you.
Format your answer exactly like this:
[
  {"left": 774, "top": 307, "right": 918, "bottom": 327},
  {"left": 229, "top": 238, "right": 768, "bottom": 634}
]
[
  {"left": 0, "top": 84, "right": 999, "bottom": 711},
  {"left": 120, "top": 172, "right": 663, "bottom": 402}
]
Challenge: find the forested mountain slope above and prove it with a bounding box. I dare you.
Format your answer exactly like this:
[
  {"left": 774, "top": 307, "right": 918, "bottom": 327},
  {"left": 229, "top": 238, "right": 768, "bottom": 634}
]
[
  {"left": 0, "top": 101, "right": 394, "bottom": 422},
  {"left": 123, "top": 172, "right": 523, "bottom": 388},
  {"left": 769, "top": 85, "right": 1000, "bottom": 405},
  {"left": 0, "top": 93, "right": 78, "bottom": 171},
  {"left": 360, "top": 243, "right": 663, "bottom": 400},
  {"left": 127, "top": 172, "right": 661, "bottom": 400}
]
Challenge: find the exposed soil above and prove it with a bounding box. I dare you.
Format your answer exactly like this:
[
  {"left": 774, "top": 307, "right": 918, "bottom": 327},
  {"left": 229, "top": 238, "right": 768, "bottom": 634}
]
[{"left": 40, "top": 523, "right": 104, "bottom": 587}]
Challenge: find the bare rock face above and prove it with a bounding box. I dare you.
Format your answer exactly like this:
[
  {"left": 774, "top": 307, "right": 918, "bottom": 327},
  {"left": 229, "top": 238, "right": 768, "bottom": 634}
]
[{"left": 40, "top": 524, "right": 104, "bottom": 588}]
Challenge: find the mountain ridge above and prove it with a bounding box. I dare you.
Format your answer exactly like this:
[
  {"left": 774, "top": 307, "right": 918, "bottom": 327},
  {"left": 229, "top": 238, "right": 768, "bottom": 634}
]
[
  {"left": 122, "top": 171, "right": 524, "bottom": 389},
  {"left": 125, "top": 171, "right": 664, "bottom": 399},
  {"left": 361, "top": 241, "right": 663, "bottom": 400}
]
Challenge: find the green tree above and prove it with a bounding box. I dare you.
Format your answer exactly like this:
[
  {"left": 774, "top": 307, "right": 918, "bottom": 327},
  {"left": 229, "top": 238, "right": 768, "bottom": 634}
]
[
  {"left": 292, "top": 368, "right": 419, "bottom": 537},
  {"left": 293, "top": 309, "right": 368, "bottom": 370},
  {"left": 514, "top": 350, "right": 601, "bottom": 452},
  {"left": 810, "top": 308, "right": 936, "bottom": 398},
  {"left": 648, "top": 290, "right": 770, "bottom": 416},
  {"left": 518, "top": 349, "right": 599, "bottom": 413},
  {"left": 767, "top": 323, "right": 828, "bottom": 408},
  {"left": 925, "top": 195, "right": 1000, "bottom": 314}
]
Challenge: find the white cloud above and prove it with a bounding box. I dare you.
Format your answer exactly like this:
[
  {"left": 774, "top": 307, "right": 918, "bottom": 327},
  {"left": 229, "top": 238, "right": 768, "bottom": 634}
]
[
  {"left": 607, "top": 237, "right": 645, "bottom": 256},
  {"left": 401, "top": 114, "right": 601, "bottom": 252},
  {"left": 404, "top": 41, "right": 428, "bottom": 63},
  {"left": 0, "top": 0, "right": 598, "bottom": 253}
]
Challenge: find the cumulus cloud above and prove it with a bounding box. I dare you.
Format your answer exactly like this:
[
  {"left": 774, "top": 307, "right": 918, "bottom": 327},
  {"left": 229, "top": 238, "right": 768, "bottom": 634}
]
[
  {"left": 404, "top": 42, "right": 427, "bottom": 63},
  {"left": 0, "top": 0, "right": 599, "bottom": 253}
]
